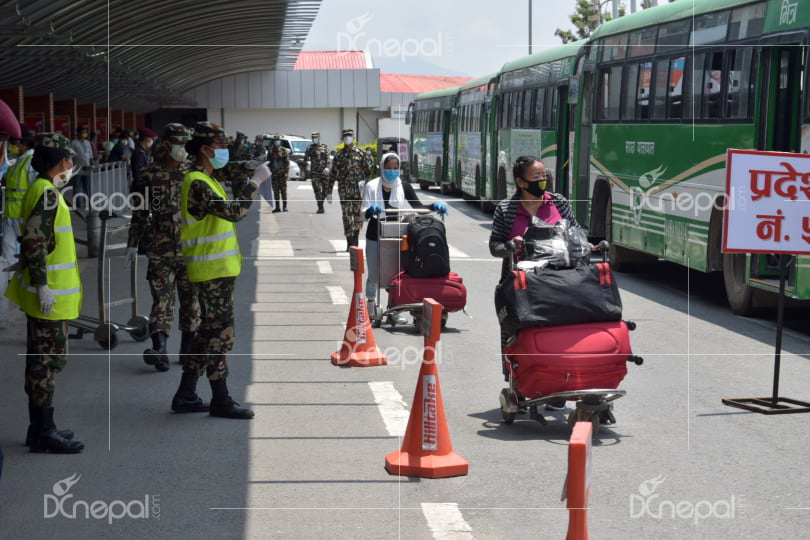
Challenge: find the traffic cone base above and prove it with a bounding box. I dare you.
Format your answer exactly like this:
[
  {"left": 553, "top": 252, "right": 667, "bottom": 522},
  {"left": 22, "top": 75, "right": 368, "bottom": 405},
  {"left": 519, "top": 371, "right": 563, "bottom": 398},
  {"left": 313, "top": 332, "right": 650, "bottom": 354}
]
[
  {"left": 385, "top": 449, "right": 469, "bottom": 479},
  {"left": 331, "top": 349, "right": 388, "bottom": 367}
]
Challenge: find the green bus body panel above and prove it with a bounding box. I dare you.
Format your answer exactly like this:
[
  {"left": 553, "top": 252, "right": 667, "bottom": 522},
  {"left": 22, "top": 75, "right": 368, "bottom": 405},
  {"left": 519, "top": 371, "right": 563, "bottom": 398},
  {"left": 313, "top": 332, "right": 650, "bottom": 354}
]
[
  {"left": 591, "top": 0, "right": 761, "bottom": 40},
  {"left": 591, "top": 123, "right": 755, "bottom": 271},
  {"left": 764, "top": 0, "right": 810, "bottom": 33},
  {"left": 501, "top": 40, "right": 586, "bottom": 74}
]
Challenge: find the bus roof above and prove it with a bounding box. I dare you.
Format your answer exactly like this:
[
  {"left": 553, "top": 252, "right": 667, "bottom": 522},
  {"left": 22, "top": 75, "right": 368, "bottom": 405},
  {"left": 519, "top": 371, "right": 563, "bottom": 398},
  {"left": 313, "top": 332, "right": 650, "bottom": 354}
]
[
  {"left": 590, "top": 0, "right": 760, "bottom": 40},
  {"left": 500, "top": 40, "right": 586, "bottom": 74},
  {"left": 460, "top": 72, "right": 497, "bottom": 91},
  {"left": 413, "top": 85, "right": 461, "bottom": 101}
]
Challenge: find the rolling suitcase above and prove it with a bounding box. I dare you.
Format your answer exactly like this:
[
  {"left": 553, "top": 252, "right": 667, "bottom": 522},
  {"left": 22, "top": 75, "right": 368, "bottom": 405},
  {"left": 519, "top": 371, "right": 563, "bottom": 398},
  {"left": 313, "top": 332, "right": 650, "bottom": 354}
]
[{"left": 387, "top": 271, "right": 467, "bottom": 312}]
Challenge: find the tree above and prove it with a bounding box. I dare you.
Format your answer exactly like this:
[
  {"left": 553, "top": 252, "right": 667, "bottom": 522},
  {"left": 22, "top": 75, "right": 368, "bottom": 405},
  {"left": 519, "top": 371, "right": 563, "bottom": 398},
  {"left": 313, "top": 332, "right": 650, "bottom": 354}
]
[{"left": 555, "top": 0, "right": 628, "bottom": 44}]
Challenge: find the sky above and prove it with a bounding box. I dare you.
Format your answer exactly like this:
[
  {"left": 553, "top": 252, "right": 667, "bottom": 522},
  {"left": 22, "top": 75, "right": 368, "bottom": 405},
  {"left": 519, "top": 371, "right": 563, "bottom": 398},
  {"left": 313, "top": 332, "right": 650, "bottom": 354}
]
[{"left": 303, "top": 0, "right": 580, "bottom": 77}]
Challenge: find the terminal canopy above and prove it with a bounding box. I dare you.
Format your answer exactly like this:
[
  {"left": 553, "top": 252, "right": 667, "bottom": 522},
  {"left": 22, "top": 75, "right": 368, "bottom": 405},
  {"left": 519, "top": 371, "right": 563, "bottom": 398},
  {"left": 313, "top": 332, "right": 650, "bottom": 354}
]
[{"left": 0, "top": 0, "right": 322, "bottom": 112}]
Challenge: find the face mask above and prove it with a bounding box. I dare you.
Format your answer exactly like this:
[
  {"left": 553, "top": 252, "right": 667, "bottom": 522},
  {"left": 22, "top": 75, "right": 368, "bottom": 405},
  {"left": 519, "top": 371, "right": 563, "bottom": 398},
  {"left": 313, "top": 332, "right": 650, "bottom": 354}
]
[
  {"left": 274, "top": 140, "right": 281, "bottom": 147},
  {"left": 522, "top": 178, "right": 547, "bottom": 197},
  {"left": 381, "top": 169, "right": 399, "bottom": 188},
  {"left": 80, "top": 133, "right": 88, "bottom": 139},
  {"left": 8, "top": 145, "right": 19, "bottom": 157},
  {"left": 170, "top": 144, "right": 188, "bottom": 162},
  {"left": 53, "top": 161, "right": 77, "bottom": 189},
  {"left": 207, "top": 147, "right": 229, "bottom": 169},
  {"left": 146, "top": 139, "right": 154, "bottom": 149},
  {"left": 343, "top": 136, "right": 353, "bottom": 145},
  {"left": 312, "top": 138, "right": 319, "bottom": 144}
]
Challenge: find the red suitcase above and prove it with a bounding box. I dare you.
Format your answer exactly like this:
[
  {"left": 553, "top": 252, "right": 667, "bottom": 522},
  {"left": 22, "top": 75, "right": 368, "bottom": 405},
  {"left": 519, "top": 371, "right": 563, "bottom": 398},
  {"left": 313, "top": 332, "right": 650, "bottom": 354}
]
[
  {"left": 387, "top": 272, "right": 467, "bottom": 312},
  {"left": 504, "top": 321, "right": 630, "bottom": 399}
]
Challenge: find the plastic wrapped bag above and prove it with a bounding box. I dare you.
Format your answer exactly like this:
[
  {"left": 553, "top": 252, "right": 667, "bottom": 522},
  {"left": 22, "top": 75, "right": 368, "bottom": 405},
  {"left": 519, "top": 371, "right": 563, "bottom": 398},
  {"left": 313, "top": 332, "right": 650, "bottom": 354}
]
[{"left": 522, "top": 218, "right": 589, "bottom": 269}]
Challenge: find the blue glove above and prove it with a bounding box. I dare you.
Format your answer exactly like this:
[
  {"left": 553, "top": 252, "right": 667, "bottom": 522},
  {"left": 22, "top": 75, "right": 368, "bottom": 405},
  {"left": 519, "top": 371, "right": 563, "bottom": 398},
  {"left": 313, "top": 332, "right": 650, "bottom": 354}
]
[
  {"left": 368, "top": 204, "right": 382, "bottom": 216},
  {"left": 433, "top": 202, "right": 449, "bottom": 216}
]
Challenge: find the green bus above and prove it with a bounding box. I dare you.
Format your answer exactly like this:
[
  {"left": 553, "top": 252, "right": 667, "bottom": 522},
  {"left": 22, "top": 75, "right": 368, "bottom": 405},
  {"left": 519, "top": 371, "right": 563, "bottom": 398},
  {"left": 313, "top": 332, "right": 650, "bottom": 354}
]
[
  {"left": 454, "top": 73, "right": 498, "bottom": 209},
  {"left": 407, "top": 86, "right": 459, "bottom": 192},
  {"left": 578, "top": 0, "right": 810, "bottom": 314}
]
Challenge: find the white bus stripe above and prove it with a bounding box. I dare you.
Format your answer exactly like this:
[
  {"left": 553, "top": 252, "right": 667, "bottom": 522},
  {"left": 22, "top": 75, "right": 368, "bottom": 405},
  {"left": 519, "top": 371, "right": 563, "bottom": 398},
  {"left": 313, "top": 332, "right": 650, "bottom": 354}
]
[
  {"left": 326, "top": 285, "right": 348, "bottom": 305},
  {"left": 421, "top": 503, "right": 474, "bottom": 540},
  {"left": 368, "top": 381, "right": 409, "bottom": 437}
]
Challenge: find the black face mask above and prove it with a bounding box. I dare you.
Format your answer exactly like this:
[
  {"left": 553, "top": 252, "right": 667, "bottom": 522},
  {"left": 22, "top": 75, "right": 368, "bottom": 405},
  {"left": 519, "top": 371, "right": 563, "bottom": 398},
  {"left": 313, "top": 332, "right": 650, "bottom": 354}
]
[{"left": 521, "top": 178, "right": 547, "bottom": 197}]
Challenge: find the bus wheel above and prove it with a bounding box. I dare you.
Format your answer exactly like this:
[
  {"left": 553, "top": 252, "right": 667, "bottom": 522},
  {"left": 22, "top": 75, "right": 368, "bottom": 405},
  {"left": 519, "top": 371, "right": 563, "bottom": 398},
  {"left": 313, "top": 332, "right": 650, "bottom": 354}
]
[
  {"left": 419, "top": 181, "right": 431, "bottom": 191},
  {"left": 722, "top": 253, "right": 755, "bottom": 316},
  {"left": 605, "top": 200, "right": 641, "bottom": 272}
]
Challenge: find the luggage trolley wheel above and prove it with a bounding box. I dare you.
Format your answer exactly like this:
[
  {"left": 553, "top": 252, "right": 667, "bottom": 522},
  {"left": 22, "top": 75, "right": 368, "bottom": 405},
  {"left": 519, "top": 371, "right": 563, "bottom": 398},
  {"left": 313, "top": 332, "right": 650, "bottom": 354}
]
[
  {"left": 441, "top": 312, "right": 448, "bottom": 329},
  {"left": 127, "top": 315, "right": 150, "bottom": 342},
  {"left": 499, "top": 388, "right": 519, "bottom": 425},
  {"left": 567, "top": 406, "right": 600, "bottom": 438},
  {"left": 94, "top": 323, "right": 119, "bottom": 350}
]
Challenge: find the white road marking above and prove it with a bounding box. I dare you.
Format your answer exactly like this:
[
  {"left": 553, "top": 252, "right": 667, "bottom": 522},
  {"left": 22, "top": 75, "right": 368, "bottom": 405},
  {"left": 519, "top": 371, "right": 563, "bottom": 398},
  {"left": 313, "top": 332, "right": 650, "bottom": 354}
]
[
  {"left": 368, "top": 381, "right": 409, "bottom": 437},
  {"left": 421, "top": 503, "right": 474, "bottom": 540},
  {"left": 256, "top": 239, "right": 294, "bottom": 257},
  {"left": 296, "top": 185, "right": 313, "bottom": 190},
  {"left": 329, "top": 239, "right": 367, "bottom": 252},
  {"left": 448, "top": 245, "right": 469, "bottom": 259},
  {"left": 326, "top": 285, "right": 349, "bottom": 305},
  {"left": 317, "top": 260, "right": 333, "bottom": 274}
]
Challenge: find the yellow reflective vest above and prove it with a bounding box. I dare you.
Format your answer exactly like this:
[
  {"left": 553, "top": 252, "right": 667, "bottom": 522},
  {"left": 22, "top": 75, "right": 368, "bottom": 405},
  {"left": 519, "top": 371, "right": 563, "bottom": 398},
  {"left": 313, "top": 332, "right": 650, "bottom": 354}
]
[
  {"left": 4, "top": 153, "right": 33, "bottom": 219},
  {"left": 6, "top": 177, "right": 82, "bottom": 320},
  {"left": 180, "top": 170, "right": 242, "bottom": 283}
]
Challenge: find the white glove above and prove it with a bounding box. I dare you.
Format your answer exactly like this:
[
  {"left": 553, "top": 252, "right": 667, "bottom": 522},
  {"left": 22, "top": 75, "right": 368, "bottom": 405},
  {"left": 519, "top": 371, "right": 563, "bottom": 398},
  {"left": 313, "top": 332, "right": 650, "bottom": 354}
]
[
  {"left": 250, "top": 163, "right": 272, "bottom": 186},
  {"left": 37, "top": 285, "right": 56, "bottom": 316},
  {"left": 323, "top": 167, "right": 330, "bottom": 176},
  {"left": 123, "top": 247, "right": 138, "bottom": 269}
]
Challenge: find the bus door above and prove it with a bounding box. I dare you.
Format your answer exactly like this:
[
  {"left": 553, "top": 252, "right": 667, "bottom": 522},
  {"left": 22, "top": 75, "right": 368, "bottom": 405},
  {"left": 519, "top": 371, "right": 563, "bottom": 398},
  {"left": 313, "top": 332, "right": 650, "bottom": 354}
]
[
  {"left": 479, "top": 99, "right": 490, "bottom": 199},
  {"left": 555, "top": 86, "right": 570, "bottom": 198},
  {"left": 442, "top": 108, "right": 453, "bottom": 185},
  {"left": 575, "top": 70, "right": 594, "bottom": 223}
]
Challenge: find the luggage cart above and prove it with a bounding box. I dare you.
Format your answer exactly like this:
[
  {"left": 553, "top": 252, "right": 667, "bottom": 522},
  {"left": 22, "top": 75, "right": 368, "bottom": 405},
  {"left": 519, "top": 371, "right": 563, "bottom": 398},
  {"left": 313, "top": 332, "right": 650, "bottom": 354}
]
[
  {"left": 69, "top": 210, "right": 149, "bottom": 350},
  {"left": 370, "top": 208, "right": 442, "bottom": 329}
]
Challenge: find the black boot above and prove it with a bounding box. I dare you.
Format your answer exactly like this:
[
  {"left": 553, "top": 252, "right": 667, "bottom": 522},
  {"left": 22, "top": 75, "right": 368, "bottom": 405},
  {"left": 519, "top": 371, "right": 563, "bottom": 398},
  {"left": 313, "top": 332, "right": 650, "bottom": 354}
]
[
  {"left": 272, "top": 205, "right": 282, "bottom": 213},
  {"left": 178, "top": 331, "right": 195, "bottom": 365},
  {"left": 282, "top": 196, "right": 288, "bottom": 212},
  {"left": 144, "top": 332, "right": 170, "bottom": 372},
  {"left": 209, "top": 379, "right": 254, "bottom": 419},
  {"left": 171, "top": 371, "right": 209, "bottom": 413},
  {"left": 29, "top": 406, "right": 84, "bottom": 454},
  {"left": 26, "top": 401, "right": 74, "bottom": 447},
  {"left": 316, "top": 201, "right": 325, "bottom": 214}
]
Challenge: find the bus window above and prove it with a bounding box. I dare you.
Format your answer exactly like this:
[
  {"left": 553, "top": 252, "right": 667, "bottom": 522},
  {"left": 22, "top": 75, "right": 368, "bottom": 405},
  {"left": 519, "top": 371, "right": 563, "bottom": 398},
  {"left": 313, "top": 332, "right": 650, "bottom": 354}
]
[
  {"left": 602, "top": 33, "right": 628, "bottom": 62},
  {"left": 725, "top": 48, "right": 755, "bottom": 120},
  {"left": 598, "top": 66, "right": 622, "bottom": 121},
  {"left": 511, "top": 91, "right": 521, "bottom": 128},
  {"left": 669, "top": 56, "right": 686, "bottom": 119},
  {"left": 638, "top": 62, "right": 652, "bottom": 120},
  {"left": 550, "top": 87, "right": 559, "bottom": 129},
  {"left": 505, "top": 92, "right": 514, "bottom": 129},
  {"left": 622, "top": 63, "right": 639, "bottom": 121},
  {"left": 628, "top": 27, "right": 657, "bottom": 58},
  {"left": 691, "top": 11, "right": 730, "bottom": 46},
  {"left": 702, "top": 51, "right": 724, "bottom": 119},
  {"left": 728, "top": 3, "right": 765, "bottom": 41},
  {"left": 522, "top": 90, "right": 533, "bottom": 128},
  {"left": 688, "top": 53, "right": 705, "bottom": 119},
  {"left": 657, "top": 20, "right": 691, "bottom": 53},
  {"left": 533, "top": 88, "right": 546, "bottom": 128},
  {"left": 652, "top": 59, "right": 669, "bottom": 120}
]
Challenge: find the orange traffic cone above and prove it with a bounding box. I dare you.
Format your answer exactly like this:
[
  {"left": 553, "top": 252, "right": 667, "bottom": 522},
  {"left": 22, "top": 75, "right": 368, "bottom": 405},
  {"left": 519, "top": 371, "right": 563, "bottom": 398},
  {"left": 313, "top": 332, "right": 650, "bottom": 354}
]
[
  {"left": 564, "top": 421, "right": 592, "bottom": 540},
  {"left": 385, "top": 298, "right": 468, "bottom": 478},
  {"left": 331, "top": 246, "right": 387, "bottom": 367}
]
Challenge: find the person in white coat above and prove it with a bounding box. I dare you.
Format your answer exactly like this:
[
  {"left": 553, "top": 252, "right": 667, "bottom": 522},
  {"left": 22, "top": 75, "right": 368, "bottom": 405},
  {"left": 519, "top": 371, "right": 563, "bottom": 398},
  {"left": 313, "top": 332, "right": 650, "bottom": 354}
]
[{"left": 360, "top": 152, "right": 448, "bottom": 319}]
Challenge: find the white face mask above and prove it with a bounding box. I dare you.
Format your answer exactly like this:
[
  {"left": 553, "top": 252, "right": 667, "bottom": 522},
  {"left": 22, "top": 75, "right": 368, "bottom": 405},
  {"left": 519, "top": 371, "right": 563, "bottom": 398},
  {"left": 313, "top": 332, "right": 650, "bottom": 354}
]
[
  {"left": 53, "top": 161, "right": 78, "bottom": 189},
  {"left": 313, "top": 138, "right": 320, "bottom": 144},
  {"left": 343, "top": 136, "right": 353, "bottom": 145},
  {"left": 146, "top": 139, "right": 154, "bottom": 149},
  {"left": 170, "top": 144, "right": 188, "bottom": 162}
]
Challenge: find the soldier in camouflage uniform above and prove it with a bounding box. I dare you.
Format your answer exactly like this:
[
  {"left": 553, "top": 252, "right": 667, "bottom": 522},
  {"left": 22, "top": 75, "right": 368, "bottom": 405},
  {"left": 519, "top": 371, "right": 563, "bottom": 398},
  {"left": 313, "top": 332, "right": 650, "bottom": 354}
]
[
  {"left": 229, "top": 131, "right": 252, "bottom": 162},
  {"left": 331, "top": 129, "right": 371, "bottom": 249},
  {"left": 125, "top": 123, "right": 200, "bottom": 372},
  {"left": 268, "top": 134, "right": 290, "bottom": 213},
  {"left": 4, "top": 133, "right": 84, "bottom": 454},
  {"left": 304, "top": 131, "right": 331, "bottom": 214},
  {"left": 171, "top": 122, "right": 270, "bottom": 420}
]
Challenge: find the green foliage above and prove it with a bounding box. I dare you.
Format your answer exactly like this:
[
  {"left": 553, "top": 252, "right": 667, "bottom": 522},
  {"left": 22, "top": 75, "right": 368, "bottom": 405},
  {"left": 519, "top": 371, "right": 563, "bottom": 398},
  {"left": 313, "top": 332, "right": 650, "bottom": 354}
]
[{"left": 555, "top": 0, "right": 628, "bottom": 44}]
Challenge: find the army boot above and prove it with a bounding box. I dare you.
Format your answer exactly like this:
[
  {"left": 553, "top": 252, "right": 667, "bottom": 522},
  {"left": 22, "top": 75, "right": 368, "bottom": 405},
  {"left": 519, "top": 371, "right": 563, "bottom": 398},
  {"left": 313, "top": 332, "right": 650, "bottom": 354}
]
[
  {"left": 143, "top": 332, "right": 170, "bottom": 372},
  {"left": 171, "top": 371, "right": 209, "bottom": 413},
  {"left": 29, "top": 406, "right": 84, "bottom": 454},
  {"left": 26, "top": 400, "right": 73, "bottom": 447},
  {"left": 209, "top": 379, "right": 254, "bottom": 419},
  {"left": 178, "top": 331, "right": 195, "bottom": 365},
  {"left": 316, "top": 200, "right": 325, "bottom": 214}
]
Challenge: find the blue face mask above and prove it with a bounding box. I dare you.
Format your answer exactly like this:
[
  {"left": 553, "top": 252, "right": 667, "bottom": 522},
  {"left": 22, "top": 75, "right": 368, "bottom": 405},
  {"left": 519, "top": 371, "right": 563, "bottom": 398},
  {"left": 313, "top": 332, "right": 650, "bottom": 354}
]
[
  {"left": 208, "top": 148, "right": 229, "bottom": 169},
  {"left": 382, "top": 169, "right": 399, "bottom": 181}
]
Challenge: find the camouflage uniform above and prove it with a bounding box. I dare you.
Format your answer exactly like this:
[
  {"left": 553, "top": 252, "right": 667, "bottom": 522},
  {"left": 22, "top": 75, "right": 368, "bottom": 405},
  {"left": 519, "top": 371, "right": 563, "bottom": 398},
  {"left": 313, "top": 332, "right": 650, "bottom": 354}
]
[
  {"left": 128, "top": 127, "right": 200, "bottom": 338},
  {"left": 305, "top": 132, "right": 331, "bottom": 213},
  {"left": 268, "top": 137, "right": 290, "bottom": 212},
  {"left": 331, "top": 129, "right": 370, "bottom": 244},
  {"left": 229, "top": 131, "right": 252, "bottom": 162}
]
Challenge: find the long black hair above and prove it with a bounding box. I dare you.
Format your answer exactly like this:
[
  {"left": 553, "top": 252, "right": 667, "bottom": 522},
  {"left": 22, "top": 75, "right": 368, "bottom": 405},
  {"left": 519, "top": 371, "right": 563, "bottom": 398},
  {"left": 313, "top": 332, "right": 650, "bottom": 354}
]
[
  {"left": 513, "top": 155, "right": 539, "bottom": 182},
  {"left": 31, "top": 147, "right": 71, "bottom": 178}
]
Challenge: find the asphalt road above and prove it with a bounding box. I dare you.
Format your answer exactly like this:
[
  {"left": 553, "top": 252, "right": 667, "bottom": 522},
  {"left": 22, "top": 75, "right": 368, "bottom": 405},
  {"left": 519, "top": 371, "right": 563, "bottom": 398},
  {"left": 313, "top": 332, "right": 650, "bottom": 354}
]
[{"left": 0, "top": 180, "right": 808, "bottom": 539}]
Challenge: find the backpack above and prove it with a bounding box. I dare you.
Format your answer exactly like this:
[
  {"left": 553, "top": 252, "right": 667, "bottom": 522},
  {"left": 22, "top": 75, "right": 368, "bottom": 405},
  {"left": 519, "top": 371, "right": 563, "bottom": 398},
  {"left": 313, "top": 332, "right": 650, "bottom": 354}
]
[{"left": 405, "top": 216, "right": 451, "bottom": 278}]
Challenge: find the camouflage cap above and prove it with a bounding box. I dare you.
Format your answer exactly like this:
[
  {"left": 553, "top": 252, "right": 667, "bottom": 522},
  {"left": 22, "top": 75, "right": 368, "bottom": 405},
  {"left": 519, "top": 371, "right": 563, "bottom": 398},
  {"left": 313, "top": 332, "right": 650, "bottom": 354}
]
[
  {"left": 35, "top": 132, "right": 75, "bottom": 157},
  {"left": 311, "top": 131, "right": 320, "bottom": 138},
  {"left": 271, "top": 134, "right": 281, "bottom": 140},
  {"left": 342, "top": 128, "right": 354, "bottom": 137},
  {"left": 163, "top": 123, "right": 190, "bottom": 144},
  {"left": 191, "top": 121, "right": 228, "bottom": 145}
]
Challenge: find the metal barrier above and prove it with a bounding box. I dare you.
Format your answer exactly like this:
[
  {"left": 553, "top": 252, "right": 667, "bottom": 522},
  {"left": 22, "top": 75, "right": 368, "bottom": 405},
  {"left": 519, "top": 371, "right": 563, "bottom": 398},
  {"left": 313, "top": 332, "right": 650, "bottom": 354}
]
[{"left": 75, "top": 162, "right": 131, "bottom": 257}]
